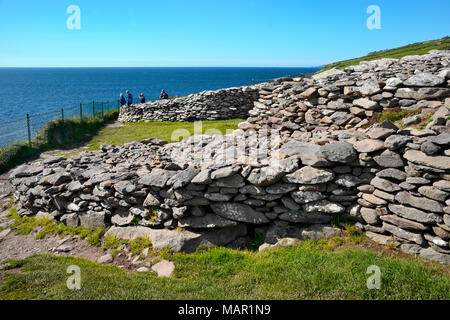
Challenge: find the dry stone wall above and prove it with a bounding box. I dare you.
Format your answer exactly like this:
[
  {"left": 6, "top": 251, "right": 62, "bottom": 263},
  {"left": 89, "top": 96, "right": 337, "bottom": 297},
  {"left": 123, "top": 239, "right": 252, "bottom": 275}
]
[
  {"left": 118, "top": 85, "right": 261, "bottom": 122},
  {"left": 9, "top": 50, "right": 450, "bottom": 263}
]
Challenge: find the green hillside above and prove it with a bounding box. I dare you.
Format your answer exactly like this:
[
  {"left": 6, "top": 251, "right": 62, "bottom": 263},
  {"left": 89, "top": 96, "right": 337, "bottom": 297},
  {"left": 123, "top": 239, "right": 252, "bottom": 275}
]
[{"left": 321, "top": 36, "right": 450, "bottom": 71}]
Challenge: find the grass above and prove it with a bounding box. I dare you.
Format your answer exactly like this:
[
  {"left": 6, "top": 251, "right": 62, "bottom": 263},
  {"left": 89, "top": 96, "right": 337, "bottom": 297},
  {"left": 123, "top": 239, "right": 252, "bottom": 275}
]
[
  {"left": 103, "top": 235, "right": 129, "bottom": 250},
  {"left": 0, "top": 240, "right": 449, "bottom": 300},
  {"left": 364, "top": 108, "right": 422, "bottom": 129},
  {"left": 378, "top": 108, "right": 421, "bottom": 124},
  {"left": 0, "top": 109, "right": 119, "bottom": 174},
  {"left": 6, "top": 207, "right": 104, "bottom": 247},
  {"left": 87, "top": 118, "right": 244, "bottom": 150},
  {"left": 321, "top": 36, "right": 450, "bottom": 71},
  {"left": 1, "top": 208, "right": 449, "bottom": 299}
]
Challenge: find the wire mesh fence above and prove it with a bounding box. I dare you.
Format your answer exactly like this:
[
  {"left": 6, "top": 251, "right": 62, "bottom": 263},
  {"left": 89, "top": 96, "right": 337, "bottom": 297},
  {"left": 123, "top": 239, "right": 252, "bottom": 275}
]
[{"left": 0, "top": 98, "right": 121, "bottom": 169}]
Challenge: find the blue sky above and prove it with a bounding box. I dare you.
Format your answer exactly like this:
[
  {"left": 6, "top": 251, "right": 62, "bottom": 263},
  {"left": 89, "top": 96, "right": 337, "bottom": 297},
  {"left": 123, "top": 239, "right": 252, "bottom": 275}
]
[{"left": 0, "top": 0, "right": 449, "bottom": 67}]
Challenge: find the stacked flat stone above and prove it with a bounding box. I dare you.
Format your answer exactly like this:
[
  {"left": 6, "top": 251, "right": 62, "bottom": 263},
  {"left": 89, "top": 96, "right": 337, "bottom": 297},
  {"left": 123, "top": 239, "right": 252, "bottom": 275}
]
[
  {"left": 8, "top": 50, "right": 450, "bottom": 263},
  {"left": 118, "top": 85, "right": 261, "bottom": 123},
  {"left": 239, "top": 50, "right": 450, "bottom": 143}
]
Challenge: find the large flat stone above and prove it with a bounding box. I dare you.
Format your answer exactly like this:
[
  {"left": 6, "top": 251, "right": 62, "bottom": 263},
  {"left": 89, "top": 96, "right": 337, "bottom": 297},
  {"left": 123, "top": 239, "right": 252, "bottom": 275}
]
[
  {"left": 383, "top": 222, "right": 425, "bottom": 245},
  {"left": 404, "top": 73, "right": 445, "bottom": 87},
  {"left": 290, "top": 191, "right": 326, "bottom": 204},
  {"left": 380, "top": 215, "right": 428, "bottom": 231},
  {"left": 370, "top": 176, "right": 401, "bottom": 192},
  {"left": 419, "top": 247, "right": 450, "bottom": 264},
  {"left": 178, "top": 213, "right": 238, "bottom": 229},
  {"left": 319, "top": 142, "right": 357, "bottom": 164},
  {"left": 279, "top": 211, "right": 331, "bottom": 223},
  {"left": 105, "top": 224, "right": 247, "bottom": 253},
  {"left": 246, "top": 166, "right": 285, "bottom": 187},
  {"left": 353, "top": 139, "right": 385, "bottom": 153},
  {"left": 210, "top": 202, "right": 269, "bottom": 224},
  {"left": 138, "top": 170, "right": 177, "bottom": 188},
  {"left": 278, "top": 141, "right": 328, "bottom": 166},
  {"left": 403, "top": 150, "right": 450, "bottom": 170},
  {"left": 395, "top": 191, "right": 443, "bottom": 213},
  {"left": 388, "top": 204, "right": 442, "bottom": 224},
  {"left": 303, "top": 200, "right": 345, "bottom": 214}
]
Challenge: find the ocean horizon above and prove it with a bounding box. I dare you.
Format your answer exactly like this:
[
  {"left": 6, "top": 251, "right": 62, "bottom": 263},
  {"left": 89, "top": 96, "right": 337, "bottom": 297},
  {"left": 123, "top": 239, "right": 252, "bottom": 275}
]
[{"left": 0, "top": 66, "right": 320, "bottom": 146}]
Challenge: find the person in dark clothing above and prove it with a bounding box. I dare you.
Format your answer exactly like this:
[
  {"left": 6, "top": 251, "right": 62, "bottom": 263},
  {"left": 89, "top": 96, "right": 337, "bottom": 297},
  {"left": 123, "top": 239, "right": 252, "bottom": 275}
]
[
  {"left": 126, "top": 90, "right": 133, "bottom": 106},
  {"left": 160, "top": 89, "right": 168, "bottom": 99},
  {"left": 119, "top": 93, "right": 126, "bottom": 107},
  {"left": 139, "top": 93, "right": 146, "bottom": 103}
]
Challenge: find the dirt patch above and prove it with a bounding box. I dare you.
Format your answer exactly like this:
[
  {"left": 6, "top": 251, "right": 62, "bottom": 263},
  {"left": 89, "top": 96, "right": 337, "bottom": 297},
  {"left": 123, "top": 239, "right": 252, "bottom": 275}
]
[
  {"left": 40, "top": 142, "right": 88, "bottom": 160},
  {"left": 105, "top": 121, "right": 125, "bottom": 129},
  {"left": 0, "top": 227, "right": 156, "bottom": 273}
]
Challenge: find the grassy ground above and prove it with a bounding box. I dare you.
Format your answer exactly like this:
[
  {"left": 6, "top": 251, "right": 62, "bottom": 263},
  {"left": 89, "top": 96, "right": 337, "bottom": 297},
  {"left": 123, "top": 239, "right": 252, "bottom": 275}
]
[
  {"left": 87, "top": 119, "right": 244, "bottom": 150},
  {"left": 2, "top": 204, "right": 449, "bottom": 299},
  {"left": 321, "top": 36, "right": 450, "bottom": 71},
  {"left": 0, "top": 109, "right": 119, "bottom": 174},
  {"left": 1, "top": 236, "right": 449, "bottom": 300},
  {"left": 5, "top": 207, "right": 103, "bottom": 247}
]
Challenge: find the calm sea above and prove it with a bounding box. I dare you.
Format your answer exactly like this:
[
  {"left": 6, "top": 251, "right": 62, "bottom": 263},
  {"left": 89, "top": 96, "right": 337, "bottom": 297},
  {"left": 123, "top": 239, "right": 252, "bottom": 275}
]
[{"left": 0, "top": 67, "right": 320, "bottom": 146}]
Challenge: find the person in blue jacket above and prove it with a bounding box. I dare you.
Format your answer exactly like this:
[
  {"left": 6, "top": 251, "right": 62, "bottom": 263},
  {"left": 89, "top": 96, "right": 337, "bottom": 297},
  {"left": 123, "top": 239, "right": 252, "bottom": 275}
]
[
  {"left": 119, "top": 93, "right": 126, "bottom": 107},
  {"left": 126, "top": 90, "right": 133, "bottom": 106}
]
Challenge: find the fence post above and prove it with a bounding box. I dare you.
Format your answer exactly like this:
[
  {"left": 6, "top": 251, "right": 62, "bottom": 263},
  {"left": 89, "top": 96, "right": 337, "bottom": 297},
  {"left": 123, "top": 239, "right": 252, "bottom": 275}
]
[
  {"left": 80, "top": 103, "right": 83, "bottom": 122},
  {"left": 26, "top": 114, "right": 31, "bottom": 147},
  {"left": 92, "top": 100, "right": 95, "bottom": 118},
  {"left": 101, "top": 103, "right": 104, "bottom": 119},
  {"left": 61, "top": 108, "right": 64, "bottom": 122}
]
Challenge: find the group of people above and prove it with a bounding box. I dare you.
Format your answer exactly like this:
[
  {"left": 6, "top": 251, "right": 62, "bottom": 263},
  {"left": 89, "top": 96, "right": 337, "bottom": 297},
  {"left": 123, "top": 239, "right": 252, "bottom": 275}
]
[{"left": 119, "top": 89, "right": 169, "bottom": 107}]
